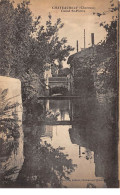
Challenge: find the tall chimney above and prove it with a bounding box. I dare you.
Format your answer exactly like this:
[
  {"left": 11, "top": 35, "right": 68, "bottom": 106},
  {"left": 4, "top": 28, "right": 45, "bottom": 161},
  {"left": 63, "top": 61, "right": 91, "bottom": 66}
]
[
  {"left": 91, "top": 33, "right": 94, "bottom": 46},
  {"left": 76, "top": 40, "right": 79, "bottom": 52},
  {"left": 84, "top": 29, "right": 86, "bottom": 49}
]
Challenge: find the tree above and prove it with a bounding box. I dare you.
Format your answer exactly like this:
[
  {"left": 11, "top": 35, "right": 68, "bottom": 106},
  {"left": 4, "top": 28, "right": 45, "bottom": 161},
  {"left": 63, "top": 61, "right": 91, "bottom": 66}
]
[
  {"left": 92, "top": 0, "right": 118, "bottom": 95},
  {"left": 0, "top": 0, "right": 35, "bottom": 77},
  {"left": 0, "top": 0, "right": 74, "bottom": 103},
  {"left": 0, "top": 0, "right": 74, "bottom": 78},
  {"left": 0, "top": 0, "right": 15, "bottom": 75},
  {"left": 35, "top": 13, "right": 74, "bottom": 72}
]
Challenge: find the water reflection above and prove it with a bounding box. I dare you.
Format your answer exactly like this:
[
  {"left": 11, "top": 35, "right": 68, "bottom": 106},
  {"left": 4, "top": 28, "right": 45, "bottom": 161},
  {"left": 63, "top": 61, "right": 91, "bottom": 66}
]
[
  {"left": 0, "top": 97, "right": 118, "bottom": 188},
  {"left": 16, "top": 125, "right": 76, "bottom": 188},
  {"left": 41, "top": 125, "right": 106, "bottom": 188},
  {"left": 46, "top": 100, "right": 70, "bottom": 121}
]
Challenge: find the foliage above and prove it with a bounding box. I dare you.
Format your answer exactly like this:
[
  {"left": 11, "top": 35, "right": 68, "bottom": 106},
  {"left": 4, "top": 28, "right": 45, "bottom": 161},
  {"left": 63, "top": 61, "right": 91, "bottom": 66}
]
[
  {"left": 92, "top": 0, "right": 118, "bottom": 95},
  {"left": 0, "top": 0, "right": 15, "bottom": 75},
  {"left": 21, "top": 69, "right": 45, "bottom": 102},
  {"left": 0, "top": 0, "right": 74, "bottom": 107},
  {"left": 36, "top": 13, "right": 74, "bottom": 67},
  {"left": 16, "top": 128, "right": 77, "bottom": 188},
  {"left": 0, "top": 88, "right": 20, "bottom": 140},
  {"left": 0, "top": 0, "right": 74, "bottom": 78},
  {"left": 0, "top": 88, "right": 21, "bottom": 162},
  {"left": 45, "top": 110, "right": 60, "bottom": 122},
  {"left": 0, "top": 167, "right": 19, "bottom": 187},
  {"left": 58, "top": 68, "right": 70, "bottom": 77}
]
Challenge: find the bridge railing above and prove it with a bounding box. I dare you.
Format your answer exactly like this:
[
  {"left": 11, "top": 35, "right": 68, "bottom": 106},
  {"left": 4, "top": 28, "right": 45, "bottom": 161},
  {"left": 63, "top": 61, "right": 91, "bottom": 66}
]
[{"left": 48, "top": 77, "right": 68, "bottom": 82}]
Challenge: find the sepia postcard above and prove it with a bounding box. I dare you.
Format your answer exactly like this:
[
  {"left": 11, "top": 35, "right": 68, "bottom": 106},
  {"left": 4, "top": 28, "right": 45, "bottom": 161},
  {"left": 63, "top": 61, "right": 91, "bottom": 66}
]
[{"left": 0, "top": 0, "right": 119, "bottom": 188}]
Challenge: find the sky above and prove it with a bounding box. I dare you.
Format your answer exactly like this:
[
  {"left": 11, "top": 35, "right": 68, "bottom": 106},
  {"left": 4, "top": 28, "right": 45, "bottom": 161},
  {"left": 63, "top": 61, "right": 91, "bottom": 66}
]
[{"left": 13, "top": 0, "right": 118, "bottom": 66}]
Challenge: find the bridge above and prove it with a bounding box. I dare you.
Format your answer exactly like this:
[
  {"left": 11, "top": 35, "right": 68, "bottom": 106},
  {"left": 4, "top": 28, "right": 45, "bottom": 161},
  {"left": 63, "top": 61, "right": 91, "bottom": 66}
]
[
  {"left": 38, "top": 96, "right": 81, "bottom": 100},
  {"left": 47, "top": 77, "right": 71, "bottom": 94}
]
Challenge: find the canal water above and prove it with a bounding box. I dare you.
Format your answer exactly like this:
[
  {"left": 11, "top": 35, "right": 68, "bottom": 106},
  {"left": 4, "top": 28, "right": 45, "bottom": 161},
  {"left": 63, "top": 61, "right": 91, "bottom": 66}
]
[{"left": 0, "top": 96, "right": 119, "bottom": 188}]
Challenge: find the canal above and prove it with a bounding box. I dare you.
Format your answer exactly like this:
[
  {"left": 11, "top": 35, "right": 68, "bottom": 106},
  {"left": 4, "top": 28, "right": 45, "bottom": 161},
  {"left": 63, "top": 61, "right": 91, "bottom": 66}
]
[{"left": 0, "top": 96, "right": 119, "bottom": 188}]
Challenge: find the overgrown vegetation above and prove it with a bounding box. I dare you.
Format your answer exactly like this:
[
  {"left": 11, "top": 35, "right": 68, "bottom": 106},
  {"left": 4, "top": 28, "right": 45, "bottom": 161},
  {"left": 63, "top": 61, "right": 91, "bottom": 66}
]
[
  {"left": 0, "top": 89, "right": 20, "bottom": 158},
  {"left": 0, "top": 0, "right": 75, "bottom": 122},
  {"left": 92, "top": 0, "right": 118, "bottom": 95},
  {"left": 15, "top": 127, "right": 77, "bottom": 188},
  {"left": 0, "top": 89, "right": 20, "bottom": 139},
  {"left": 0, "top": 0, "right": 74, "bottom": 96}
]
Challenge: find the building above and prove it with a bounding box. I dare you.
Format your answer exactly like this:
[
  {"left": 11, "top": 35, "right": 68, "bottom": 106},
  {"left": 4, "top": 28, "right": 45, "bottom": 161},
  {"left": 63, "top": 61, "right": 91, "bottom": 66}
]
[{"left": 67, "top": 46, "right": 96, "bottom": 95}]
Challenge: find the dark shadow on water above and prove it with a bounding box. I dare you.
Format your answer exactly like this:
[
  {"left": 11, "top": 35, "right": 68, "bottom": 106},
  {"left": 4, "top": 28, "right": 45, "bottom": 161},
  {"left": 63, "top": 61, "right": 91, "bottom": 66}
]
[
  {"left": 69, "top": 97, "right": 118, "bottom": 188},
  {"left": 0, "top": 93, "right": 118, "bottom": 188}
]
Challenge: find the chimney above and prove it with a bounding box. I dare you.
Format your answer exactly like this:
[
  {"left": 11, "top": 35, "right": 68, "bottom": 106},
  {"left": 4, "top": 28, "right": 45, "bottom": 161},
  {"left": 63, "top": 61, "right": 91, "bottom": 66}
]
[
  {"left": 91, "top": 33, "right": 94, "bottom": 47},
  {"left": 84, "top": 29, "right": 86, "bottom": 49},
  {"left": 76, "top": 40, "right": 79, "bottom": 52}
]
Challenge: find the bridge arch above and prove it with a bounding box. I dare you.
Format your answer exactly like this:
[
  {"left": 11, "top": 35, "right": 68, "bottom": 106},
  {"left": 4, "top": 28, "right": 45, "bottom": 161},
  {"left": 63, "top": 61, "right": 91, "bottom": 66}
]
[
  {"left": 48, "top": 77, "right": 70, "bottom": 95},
  {"left": 49, "top": 86, "right": 69, "bottom": 96}
]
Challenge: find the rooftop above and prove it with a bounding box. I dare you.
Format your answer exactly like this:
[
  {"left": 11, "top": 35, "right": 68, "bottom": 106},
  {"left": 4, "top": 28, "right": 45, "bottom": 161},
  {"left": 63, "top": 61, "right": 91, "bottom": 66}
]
[{"left": 67, "top": 46, "right": 97, "bottom": 65}]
